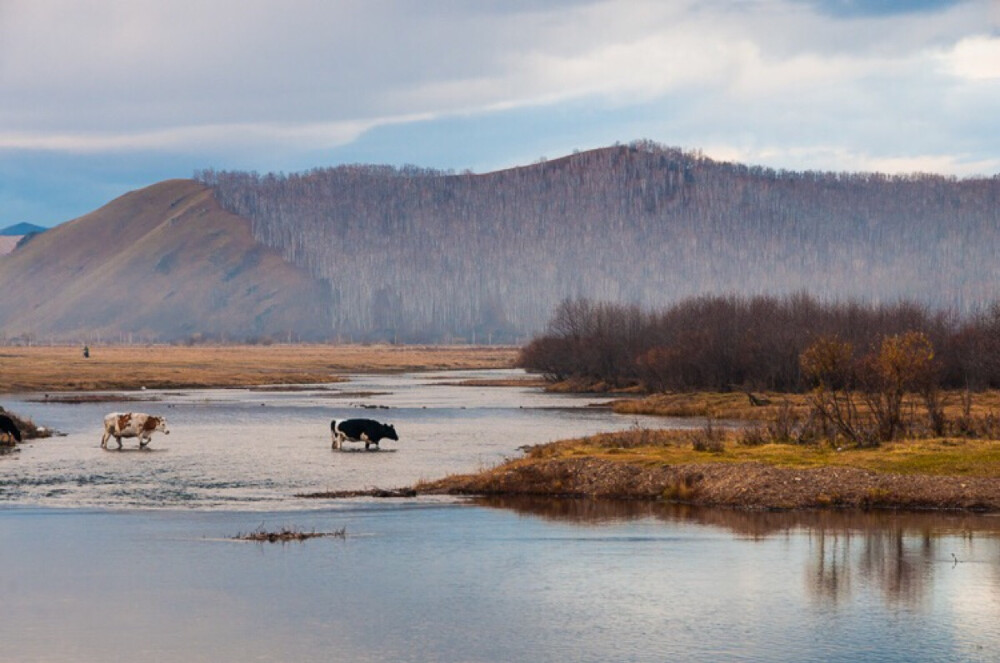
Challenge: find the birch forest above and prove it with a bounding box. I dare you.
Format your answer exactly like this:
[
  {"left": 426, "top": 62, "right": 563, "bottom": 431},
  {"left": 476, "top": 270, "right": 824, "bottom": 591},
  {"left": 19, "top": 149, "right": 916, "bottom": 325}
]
[{"left": 196, "top": 141, "right": 1000, "bottom": 342}]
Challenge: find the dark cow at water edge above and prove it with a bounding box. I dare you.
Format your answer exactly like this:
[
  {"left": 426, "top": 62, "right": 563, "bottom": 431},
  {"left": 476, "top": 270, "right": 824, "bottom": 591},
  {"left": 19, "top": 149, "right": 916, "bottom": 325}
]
[
  {"left": 331, "top": 418, "right": 399, "bottom": 450},
  {"left": 0, "top": 413, "right": 22, "bottom": 444}
]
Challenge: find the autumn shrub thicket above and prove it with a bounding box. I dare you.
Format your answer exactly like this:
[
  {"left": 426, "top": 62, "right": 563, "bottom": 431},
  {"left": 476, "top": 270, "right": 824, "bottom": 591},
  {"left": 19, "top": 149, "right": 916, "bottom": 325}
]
[
  {"left": 800, "top": 331, "right": 943, "bottom": 446},
  {"left": 518, "top": 294, "right": 1000, "bottom": 392}
]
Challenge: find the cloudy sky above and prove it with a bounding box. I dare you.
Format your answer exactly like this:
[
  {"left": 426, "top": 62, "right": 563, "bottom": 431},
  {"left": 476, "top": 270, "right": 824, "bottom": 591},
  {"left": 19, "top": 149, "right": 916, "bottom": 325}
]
[{"left": 1, "top": 0, "right": 998, "bottom": 227}]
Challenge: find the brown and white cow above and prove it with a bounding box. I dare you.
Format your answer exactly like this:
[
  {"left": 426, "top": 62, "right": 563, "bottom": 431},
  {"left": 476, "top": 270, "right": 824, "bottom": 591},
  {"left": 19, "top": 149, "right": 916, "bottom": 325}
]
[{"left": 101, "top": 412, "right": 170, "bottom": 449}]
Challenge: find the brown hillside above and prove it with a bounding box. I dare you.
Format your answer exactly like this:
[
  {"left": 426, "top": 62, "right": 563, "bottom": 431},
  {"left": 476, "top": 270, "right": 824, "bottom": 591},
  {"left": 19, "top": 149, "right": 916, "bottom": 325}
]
[{"left": 0, "top": 180, "right": 332, "bottom": 342}]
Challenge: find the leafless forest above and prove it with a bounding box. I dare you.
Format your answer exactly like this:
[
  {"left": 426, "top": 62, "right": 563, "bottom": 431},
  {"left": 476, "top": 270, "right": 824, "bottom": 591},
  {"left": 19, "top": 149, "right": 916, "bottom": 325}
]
[
  {"left": 197, "top": 141, "right": 1000, "bottom": 342},
  {"left": 518, "top": 295, "right": 1000, "bottom": 392}
]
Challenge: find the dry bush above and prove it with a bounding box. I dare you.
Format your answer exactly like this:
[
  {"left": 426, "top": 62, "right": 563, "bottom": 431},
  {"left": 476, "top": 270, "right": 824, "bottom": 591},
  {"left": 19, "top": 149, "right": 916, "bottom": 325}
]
[
  {"left": 737, "top": 424, "right": 769, "bottom": 447},
  {"left": 687, "top": 420, "right": 726, "bottom": 453}
]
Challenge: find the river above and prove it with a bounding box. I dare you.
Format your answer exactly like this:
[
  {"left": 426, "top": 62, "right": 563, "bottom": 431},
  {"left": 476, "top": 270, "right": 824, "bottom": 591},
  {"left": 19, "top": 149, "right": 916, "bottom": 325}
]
[{"left": 1, "top": 369, "right": 998, "bottom": 661}]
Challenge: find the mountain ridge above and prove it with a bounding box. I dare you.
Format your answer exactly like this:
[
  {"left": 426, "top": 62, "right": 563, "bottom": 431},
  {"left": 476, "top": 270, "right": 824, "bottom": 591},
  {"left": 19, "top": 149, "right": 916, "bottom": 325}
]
[
  {"left": 0, "top": 222, "right": 46, "bottom": 236},
  {"left": 0, "top": 179, "right": 332, "bottom": 342},
  {"left": 2, "top": 142, "right": 998, "bottom": 343},
  {"left": 199, "top": 142, "right": 1000, "bottom": 341}
]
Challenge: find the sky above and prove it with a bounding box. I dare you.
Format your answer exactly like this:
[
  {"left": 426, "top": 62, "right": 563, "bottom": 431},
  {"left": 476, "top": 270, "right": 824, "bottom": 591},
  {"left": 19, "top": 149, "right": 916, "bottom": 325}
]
[{"left": 1, "top": 0, "right": 998, "bottom": 228}]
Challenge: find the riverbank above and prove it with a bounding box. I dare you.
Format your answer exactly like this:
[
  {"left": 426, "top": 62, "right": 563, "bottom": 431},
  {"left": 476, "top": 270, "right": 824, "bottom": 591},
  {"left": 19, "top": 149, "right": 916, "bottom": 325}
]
[
  {"left": 416, "top": 429, "right": 1000, "bottom": 511},
  {"left": 0, "top": 344, "right": 518, "bottom": 392}
]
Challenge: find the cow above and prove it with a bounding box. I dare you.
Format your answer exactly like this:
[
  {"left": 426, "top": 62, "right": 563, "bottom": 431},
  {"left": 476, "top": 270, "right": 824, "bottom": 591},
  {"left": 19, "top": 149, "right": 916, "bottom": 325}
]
[
  {"left": 101, "top": 412, "right": 170, "bottom": 449},
  {"left": 0, "top": 413, "right": 22, "bottom": 445},
  {"left": 331, "top": 418, "right": 398, "bottom": 450}
]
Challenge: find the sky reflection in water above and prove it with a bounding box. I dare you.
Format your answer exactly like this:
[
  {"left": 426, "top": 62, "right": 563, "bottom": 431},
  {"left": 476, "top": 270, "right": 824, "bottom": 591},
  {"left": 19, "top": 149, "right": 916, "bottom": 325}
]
[
  {"left": 1, "top": 502, "right": 999, "bottom": 662},
  {"left": 2, "top": 370, "right": 999, "bottom": 661}
]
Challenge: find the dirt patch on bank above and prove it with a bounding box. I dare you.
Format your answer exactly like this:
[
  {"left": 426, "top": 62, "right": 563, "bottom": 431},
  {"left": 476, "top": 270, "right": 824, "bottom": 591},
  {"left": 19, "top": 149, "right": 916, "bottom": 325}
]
[{"left": 418, "top": 458, "right": 1000, "bottom": 511}]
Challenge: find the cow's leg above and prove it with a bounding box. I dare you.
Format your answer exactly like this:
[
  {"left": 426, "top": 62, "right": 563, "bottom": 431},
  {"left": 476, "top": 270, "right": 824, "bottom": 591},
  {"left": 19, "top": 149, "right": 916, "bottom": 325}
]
[
  {"left": 101, "top": 429, "right": 109, "bottom": 448},
  {"left": 139, "top": 434, "right": 149, "bottom": 448},
  {"left": 116, "top": 435, "right": 123, "bottom": 450}
]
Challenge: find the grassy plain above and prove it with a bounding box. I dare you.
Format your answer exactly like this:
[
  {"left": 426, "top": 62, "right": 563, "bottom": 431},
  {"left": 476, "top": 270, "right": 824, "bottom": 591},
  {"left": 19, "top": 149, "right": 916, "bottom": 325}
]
[
  {"left": 517, "top": 428, "right": 1000, "bottom": 477},
  {"left": 419, "top": 428, "right": 1000, "bottom": 510},
  {"left": 0, "top": 344, "right": 518, "bottom": 392},
  {"left": 611, "top": 389, "right": 1000, "bottom": 421}
]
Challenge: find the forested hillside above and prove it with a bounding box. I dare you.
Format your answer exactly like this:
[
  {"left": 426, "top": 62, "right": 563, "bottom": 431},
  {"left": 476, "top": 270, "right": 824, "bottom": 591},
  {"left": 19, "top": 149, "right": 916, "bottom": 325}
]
[{"left": 198, "top": 141, "right": 1000, "bottom": 342}]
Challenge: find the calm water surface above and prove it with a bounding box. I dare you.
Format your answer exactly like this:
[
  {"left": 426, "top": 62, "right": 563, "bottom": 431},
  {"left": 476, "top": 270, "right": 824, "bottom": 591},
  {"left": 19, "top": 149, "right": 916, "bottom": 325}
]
[
  {"left": 1, "top": 369, "right": 673, "bottom": 508},
  {"left": 2, "top": 370, "right": 999, "bottom": 662}
]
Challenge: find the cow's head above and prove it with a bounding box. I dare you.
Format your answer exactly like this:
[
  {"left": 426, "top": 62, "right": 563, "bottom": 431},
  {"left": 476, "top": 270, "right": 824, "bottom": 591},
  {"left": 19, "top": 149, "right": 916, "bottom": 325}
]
[
  {"left": 144, "top": 416, "right": 170, "bottom": 435},
  {"left": 382, "top": 423, "right": 398, "bottom": 441}
]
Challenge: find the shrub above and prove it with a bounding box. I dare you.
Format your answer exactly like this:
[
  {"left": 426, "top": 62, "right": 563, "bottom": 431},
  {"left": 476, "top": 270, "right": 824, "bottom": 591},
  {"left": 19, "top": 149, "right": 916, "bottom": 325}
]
[{"left": 688, "top": 420, "right": 726, "bottom": 453}]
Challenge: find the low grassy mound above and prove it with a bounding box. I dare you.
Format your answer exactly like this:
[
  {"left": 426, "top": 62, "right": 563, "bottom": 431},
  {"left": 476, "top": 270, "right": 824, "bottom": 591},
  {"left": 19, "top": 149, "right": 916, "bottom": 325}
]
[{"left": 417, "top": 429, "right": 1000, "bottom": 511}]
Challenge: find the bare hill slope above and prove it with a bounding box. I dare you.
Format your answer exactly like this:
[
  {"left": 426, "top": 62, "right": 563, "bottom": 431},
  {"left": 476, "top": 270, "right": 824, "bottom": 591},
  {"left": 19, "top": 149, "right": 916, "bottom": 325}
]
[{"left": 0, "top": 179, "right": 332, "bottom": 342}]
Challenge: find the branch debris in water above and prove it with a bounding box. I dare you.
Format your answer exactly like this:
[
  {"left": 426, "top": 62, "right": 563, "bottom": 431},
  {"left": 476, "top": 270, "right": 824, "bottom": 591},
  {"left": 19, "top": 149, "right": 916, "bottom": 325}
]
[{"left": 235, "top": 525, "right": 346, "bottom": 543}]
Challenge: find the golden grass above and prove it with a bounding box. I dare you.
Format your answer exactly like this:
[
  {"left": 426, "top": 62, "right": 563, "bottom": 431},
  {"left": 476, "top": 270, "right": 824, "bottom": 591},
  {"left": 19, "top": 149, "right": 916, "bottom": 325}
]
[
  {"left": 612, "top": 389, "right": 1000, "bottom": 421},
  {"left": 0, "top": 344, "right": 518, "bottom": 392},
  {"left": 526, "top": 428, "right": 1000, "bottom": 478},
  {"left": 611, "top": 391, "right": 811, "bottom": 419}
]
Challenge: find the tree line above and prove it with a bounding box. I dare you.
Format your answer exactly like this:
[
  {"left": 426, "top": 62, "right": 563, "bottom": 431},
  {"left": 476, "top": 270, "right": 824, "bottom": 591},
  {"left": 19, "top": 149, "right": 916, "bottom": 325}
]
[
  {"left": 196, "top": 140, "right": 1000, "bottom": 341},
  {"left": 517, "top": 294, "right": 1000, "bottom": 393}
]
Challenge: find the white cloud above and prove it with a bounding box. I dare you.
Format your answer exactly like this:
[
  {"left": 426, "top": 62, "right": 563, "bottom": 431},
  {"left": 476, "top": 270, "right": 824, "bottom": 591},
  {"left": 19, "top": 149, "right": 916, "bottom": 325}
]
[
  {"left": 0, "top": 0, "right": 997, "bottom": 176},
  {"left": 703, "top": 142, "right": 1000, "bottom": 177},
  {"left": 0, "top": 112, "right": 441, "bottom": 153},
  {"left": 943, "top": 35, "right": 1000, "bottom": 80}
]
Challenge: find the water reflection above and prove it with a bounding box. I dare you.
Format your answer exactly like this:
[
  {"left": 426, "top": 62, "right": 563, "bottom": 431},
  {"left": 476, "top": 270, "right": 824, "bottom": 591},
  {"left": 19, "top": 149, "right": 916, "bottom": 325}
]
[{"left": 473, "top": 496, "right": 1000, "bottom": 613}]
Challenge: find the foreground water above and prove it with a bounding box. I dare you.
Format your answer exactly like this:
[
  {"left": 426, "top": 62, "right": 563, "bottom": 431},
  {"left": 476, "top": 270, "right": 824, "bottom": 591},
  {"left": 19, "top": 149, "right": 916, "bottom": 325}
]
[
  {"left": 1, "top": 502, "right": 998, "bottom": 662},
  {"left": 3, "top": 370, "right": 999, "bottom": 661}
]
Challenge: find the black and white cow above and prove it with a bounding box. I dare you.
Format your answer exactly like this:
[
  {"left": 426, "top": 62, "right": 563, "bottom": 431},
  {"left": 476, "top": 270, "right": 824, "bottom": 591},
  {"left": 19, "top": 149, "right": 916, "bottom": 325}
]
[
  {"left": 0, "top": 413, "right": 22, "bottom": 445},
  {"left": 331, "top": 418, "right": 399, "bottom": 450}
]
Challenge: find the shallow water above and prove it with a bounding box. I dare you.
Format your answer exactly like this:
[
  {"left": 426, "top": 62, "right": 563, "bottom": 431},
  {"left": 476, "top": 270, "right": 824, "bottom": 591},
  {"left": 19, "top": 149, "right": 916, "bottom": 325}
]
[
  {"left": 1, "top": 369, "right": 677, "bottom": 509},
  {"left": 3, "top": 369, "right": 1000, "bottom": 661}
]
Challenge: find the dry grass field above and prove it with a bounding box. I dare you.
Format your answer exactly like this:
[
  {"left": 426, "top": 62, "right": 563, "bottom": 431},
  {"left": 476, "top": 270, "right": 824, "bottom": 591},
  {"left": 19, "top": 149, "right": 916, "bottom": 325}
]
[
  {"left": 0, "top": 344, "right": 518, "bottom": 392},
  {"left": 612, "top": 389, "right": 1000, "bottom": 421},
  {"left": 419, "top": 429, "right": 1000, "bottom": 510}
]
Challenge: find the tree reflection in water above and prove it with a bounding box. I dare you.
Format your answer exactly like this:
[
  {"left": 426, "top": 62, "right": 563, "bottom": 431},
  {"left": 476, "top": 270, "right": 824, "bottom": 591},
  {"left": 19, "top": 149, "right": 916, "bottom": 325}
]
[{"left": 472, "top": 495, "right": 1000, "bottom": 611}]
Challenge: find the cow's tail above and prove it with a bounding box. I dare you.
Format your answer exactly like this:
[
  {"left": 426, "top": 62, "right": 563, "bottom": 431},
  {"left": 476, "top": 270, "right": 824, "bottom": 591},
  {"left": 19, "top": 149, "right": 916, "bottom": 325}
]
[{"left": 331, "top": 419, "right": 339, "bottom": 432}]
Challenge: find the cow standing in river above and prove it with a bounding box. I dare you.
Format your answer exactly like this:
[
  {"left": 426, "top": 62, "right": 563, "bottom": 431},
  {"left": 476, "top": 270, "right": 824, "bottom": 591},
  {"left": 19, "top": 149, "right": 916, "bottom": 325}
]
[
  {"left": 101, "top": 412, "right": 169, "bottom": 449},
  {"left": 331, "top": 418, "right": 398, "bottom": 450}
]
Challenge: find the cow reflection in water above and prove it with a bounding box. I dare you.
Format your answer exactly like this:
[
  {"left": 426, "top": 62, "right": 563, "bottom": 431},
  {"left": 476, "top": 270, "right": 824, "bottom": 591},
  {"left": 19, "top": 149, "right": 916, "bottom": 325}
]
[
  {"left": 331, "top": 418, "right": 398, "bottom": 451},
  {"left": 101, "top": 412, "right": 170, "bottom": 449}
]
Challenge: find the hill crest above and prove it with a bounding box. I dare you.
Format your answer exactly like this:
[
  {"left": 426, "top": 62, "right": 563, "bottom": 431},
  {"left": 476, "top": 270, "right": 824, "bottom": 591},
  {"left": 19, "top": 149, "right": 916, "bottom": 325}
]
[
  {"left": 0, "top": 222, "right": 46, "bottom": 236},
  {"left": 0, "top": 179, "right": 332, "bottom": 342}
]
